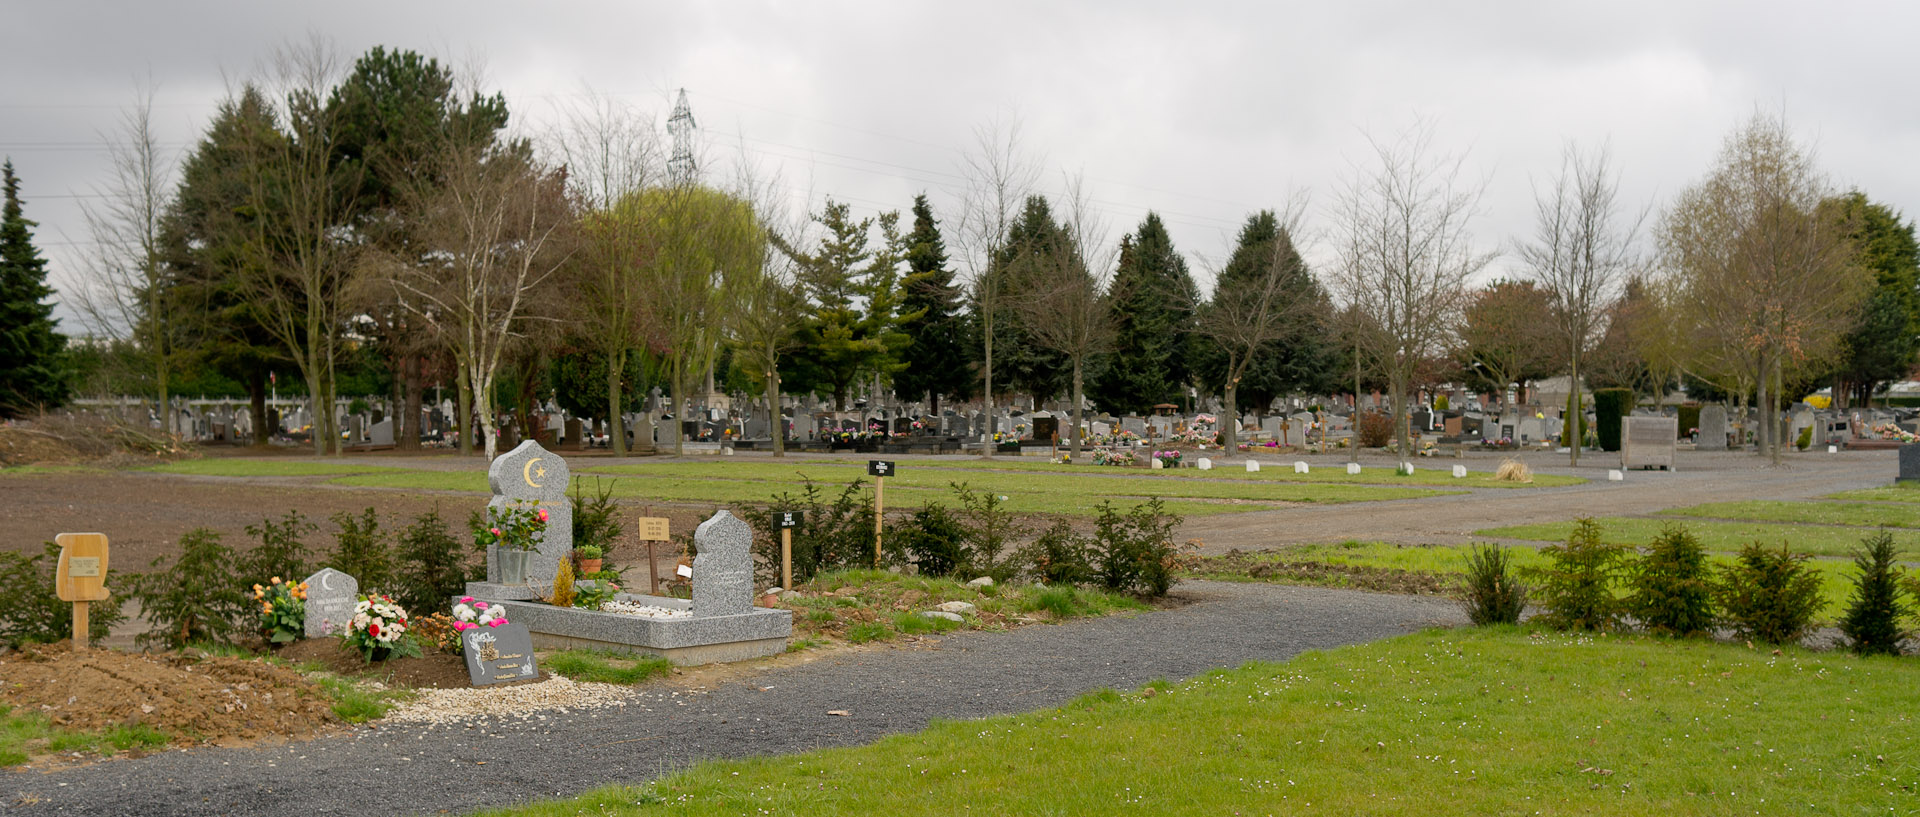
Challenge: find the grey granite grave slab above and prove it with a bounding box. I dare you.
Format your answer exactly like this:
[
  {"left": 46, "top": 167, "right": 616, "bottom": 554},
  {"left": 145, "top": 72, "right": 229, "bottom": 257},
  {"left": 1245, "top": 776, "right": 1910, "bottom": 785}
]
[
  {"left": 692, "top": 510, "right": 754, "bottom": 617},
  {"left": 302, "top": 567, "right": 357, "bottom": 639},
  {"left": 491, "top": 596, "right": 791, "bottom": 665},
  {"left": 1900, "top": 444, "right": 1920, "bottom": 483},
  {"left": 1697, "top": 404, "right": 1728, "bottom": 450}
]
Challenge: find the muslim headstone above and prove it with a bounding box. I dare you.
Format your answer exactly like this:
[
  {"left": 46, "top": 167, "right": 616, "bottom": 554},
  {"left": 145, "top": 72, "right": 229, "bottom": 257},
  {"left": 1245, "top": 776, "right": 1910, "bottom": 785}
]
[
  {"left": 303, "top": 567, "right": 358, "bottom": 639},
  {"left": 462, "top": 621, "right": 540, "bottom": 686},
  {"left": 486, "top": 441, "right": 573, "bottom": 591},
  {"left": 691, "top": 510, "right": 754, "bottom": 617}
]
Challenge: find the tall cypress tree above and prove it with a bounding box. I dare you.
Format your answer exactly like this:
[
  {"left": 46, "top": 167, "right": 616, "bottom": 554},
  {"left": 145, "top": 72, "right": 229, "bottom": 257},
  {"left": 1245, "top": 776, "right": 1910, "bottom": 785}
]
[
  {"left": 0, "top": 159, "right": 68, "bottom": 416},
  {"left": 991, "top": 196, "right": 1072, "bottom": 403},
  {"left": 893, "top": 194, "right": 973, "bottom": 414},
  {"left": 1196, "top": 211, "right": 1336, "bottom": 416},
  {"left": 1092, "top": 212, "right": 1196, "bottom": 414}
]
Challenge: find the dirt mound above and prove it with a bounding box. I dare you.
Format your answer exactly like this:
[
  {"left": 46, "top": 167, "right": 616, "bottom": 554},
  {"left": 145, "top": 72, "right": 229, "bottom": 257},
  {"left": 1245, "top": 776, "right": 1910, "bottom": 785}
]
[
  {"left": 0, "top": 643, "right": 337, "bottom": 743},
  {"left": 0, "top": 425, "right": 86, "bottom": 467},
  {"left": 278, "top": 637, "right": 475, "bottom": 689}
]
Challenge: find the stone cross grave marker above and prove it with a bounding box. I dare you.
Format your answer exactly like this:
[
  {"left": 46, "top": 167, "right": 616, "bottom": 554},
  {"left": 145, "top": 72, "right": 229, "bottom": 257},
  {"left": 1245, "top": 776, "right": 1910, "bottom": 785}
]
[
  {"left": 486, "top": 440, "right": 573, "bottom": 590},
  {"left": 692, "top": 510, "right": 754, "bottom": 617},
  {"left": 463, "top": 621, "right": 540, "bottom": 686},
  {"left": 303, "top": 568, "right": 359, "bottom": 639}
]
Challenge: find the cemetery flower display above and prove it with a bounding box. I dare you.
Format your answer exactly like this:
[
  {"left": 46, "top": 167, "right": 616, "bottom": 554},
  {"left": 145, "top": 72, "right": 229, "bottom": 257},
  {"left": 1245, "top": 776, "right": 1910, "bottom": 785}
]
[
  {"left": 253, "top": 577, "right": 308, "bottom": 645},
  {"left": 450, "top": 595, "right": 509, "bottom": 631},
  {"left": 1092, "top": 448, "right": 1138, "bottom": 467},
  {"left": 344, "top": 593, "right": 421, "bottom": 662},
  {"left": 479, "top": 501, "right": 548, "bottom": 551},
  {"left": 1153, "top": 450, "right": 1183, "bottom": 467},
  {"left": 1872, "top": 423, "right": 1918, "bottom": 443}
]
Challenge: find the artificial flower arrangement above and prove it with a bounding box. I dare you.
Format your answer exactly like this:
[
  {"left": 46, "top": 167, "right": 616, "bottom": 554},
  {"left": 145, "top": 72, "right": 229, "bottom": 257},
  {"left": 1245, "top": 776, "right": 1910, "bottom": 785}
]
[
  {"left": 451, "top": 595, "right": 509, "bottom": 632},
  {"left": 253, "top": 576, "right": 308, "bottom": 645},
  {"left": 1092, "top": 448, "right": 1138, "bottom": 467},
  {"left": 1873, "top": 423, "right": 1918, "bottom": 443},
  {"left": 1417, "top": 439, "right": 1439, "bottom": 457},
  {"left": 1152, "top": 449, "right": 1184, "bottom": 467},
  {"left": 481, "top": 502, "right": 548, "bottom": 551},
  {"left": 344, "top": 593, "right": 421, "bottom": 662}
]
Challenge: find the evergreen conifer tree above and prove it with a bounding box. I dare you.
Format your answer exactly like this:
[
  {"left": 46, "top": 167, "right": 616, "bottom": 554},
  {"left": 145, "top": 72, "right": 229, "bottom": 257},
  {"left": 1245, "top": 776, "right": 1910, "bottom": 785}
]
[
  {"left": 1092, "top": 212, "right": 1196, "bottom": 414},
  {"left": 989, "top": 196, "right": 1072, "bottom": 403},
  {"left": 1195, "top": 211, "right": 1335, "bottom": 418},
  {"left": 0, "top": 159, "right": 68, "bottom": 416},
  {"left": 893, "top": 194, "right": 973, "bottom": 414}
]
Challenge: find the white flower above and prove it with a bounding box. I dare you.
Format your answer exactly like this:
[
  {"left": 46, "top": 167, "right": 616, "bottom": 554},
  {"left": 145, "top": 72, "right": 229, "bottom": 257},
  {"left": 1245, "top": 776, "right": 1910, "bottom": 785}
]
[
  {"left": 452, "top": 603, "right": 475, "bottom": 621},
  {"left": 354, "top": 600, "right": 371, "bottom": 614}
]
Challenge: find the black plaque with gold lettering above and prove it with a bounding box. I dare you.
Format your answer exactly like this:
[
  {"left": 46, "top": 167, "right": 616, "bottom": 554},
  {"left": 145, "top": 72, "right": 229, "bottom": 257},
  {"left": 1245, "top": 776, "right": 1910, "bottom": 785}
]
[{"left": 462, "top": 621, "right": 540, "bottom": 686}]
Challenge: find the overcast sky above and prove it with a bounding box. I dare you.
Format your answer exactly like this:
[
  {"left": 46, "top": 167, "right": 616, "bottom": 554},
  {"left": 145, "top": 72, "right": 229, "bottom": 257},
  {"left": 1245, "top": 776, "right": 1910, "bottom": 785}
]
[{"left": 7, "top": 1, "right": 1918, "bottom": 332}]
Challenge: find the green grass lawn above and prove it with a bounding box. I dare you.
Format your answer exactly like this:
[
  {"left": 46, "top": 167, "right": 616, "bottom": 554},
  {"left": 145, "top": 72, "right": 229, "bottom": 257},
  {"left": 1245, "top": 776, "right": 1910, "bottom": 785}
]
[
  {"left": 1191, "top": 541, "right": 1864, "bottom": 621},
  {"left": 1660, "top": 500, "right": 1920, "bottom": 528},
  {"left": 331, "top": 463, "right": 1458, "bottom": 518},
  {"left": 143, "top": 459, "right": 403, "bottom": 477},
  {"left": 477, "top": 627, "right": 1920, "bottom": 817},
  {"left": 1478, "top": 517, "right": 1920, "bottom": 558},
  {"left": 1828, "top": 483, "right": 1920, "bottom": 503}
]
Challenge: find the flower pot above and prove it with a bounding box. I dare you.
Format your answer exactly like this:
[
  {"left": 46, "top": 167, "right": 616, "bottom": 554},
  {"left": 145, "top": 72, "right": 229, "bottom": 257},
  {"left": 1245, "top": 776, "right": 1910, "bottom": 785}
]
[
  {"left": 578, "top": 558, "right": 602, "bottom": 575},
  {"left": 499, "top": 549, "right": 530, "bottom": 585}
]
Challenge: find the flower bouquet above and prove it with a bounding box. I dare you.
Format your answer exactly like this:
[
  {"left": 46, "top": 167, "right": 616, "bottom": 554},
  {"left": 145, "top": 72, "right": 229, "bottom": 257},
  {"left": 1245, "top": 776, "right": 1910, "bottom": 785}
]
[
  {"left": 253, "top": 576, "right": 307, "bottom": 645},
  {"left": 451, "top": 595, "right": 508, "bottom": 636},
  {"left": 344, "top": 593, "right": 421, "bottom": 662},
  {"left": 1153, "top": 449, "right": 1183, "bottom": 467}
]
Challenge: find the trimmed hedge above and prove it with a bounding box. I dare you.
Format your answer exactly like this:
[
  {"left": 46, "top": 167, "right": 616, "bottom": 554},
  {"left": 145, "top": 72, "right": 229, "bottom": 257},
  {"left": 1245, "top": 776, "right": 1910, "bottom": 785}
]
[{"left": 1594, "top": 388, "right": 1633, "bottom": 451}]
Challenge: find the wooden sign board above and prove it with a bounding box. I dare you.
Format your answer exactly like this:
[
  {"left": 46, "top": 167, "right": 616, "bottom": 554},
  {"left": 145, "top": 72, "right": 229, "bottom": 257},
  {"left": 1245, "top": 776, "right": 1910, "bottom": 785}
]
[
  {"left": 636, "top": 516, "right": 671, "bottom": 541},
  {"left": 55, "top": 533, "right": 110, "bottom": 602},
  {"left": 867, "top": 460, "right": 895, "bottom": 477},
  {"left": 774, "top": 510, "right": 804, "bottom": 529}
]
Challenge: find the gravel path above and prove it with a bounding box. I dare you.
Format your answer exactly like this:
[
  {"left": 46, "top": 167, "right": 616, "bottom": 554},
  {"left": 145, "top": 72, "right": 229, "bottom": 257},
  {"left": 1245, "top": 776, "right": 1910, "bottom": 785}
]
[{"left": 4, "top": 581, "right": 1463, "bottom": 816}]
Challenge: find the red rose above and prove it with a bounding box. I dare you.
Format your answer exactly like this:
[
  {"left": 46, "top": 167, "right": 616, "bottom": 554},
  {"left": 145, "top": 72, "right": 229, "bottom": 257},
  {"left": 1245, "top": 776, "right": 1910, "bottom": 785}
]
[{"left": 368, "top": 622, "right": 381, "bottom": 637}]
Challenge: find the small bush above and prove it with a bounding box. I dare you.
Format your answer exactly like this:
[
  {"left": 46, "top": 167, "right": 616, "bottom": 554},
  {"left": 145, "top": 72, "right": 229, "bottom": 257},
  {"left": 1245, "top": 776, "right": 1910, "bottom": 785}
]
[
  {"left": 1838, "top": 532, "right": 1911, "bottom": 656},
  {"left": 392, "top": 508, "right": 471, "bottom": 614},
  {"left": 1795, "top": 425, "right": 1813, "bottom": 451},
  {"left": 1715, "top": 543, "right": 1825, "bottom": 645},
  {"left": 1458, "top": 543, "right": 1527, "bottom": 625},
  {"left": 0, "top": 542, "right": 127, "bottom": 647},
  {"left": 1627, "top": 525, "right": 1715, "bottom": 636},
  {"left": 1356, "top": 411, "right": 1394, "bottom": 448},
  {"left": 898, "top": 504, "right": 970, "bottom": 578},
  {"left": 570, "top": 477, "right": 623, "bottom": 553},
  {"left": 951, "top": 482, "right": 1028, "bottom": 583},
  {"left": 1593, "top": 388, "right": 1632, "bottom": 451},
  {"left": 241, "top": 511, "right": 316, "bottom": 588},
  {"left": 544, "top": 649, "right": 671, "bottom": 685},
  {"left": 753, "top": 478, "right": 881, "bottom": 585},
  {"left": 1527, "top": 518, "right": 1628, "bottom": 631},
  {"left": 1091, "top": 498, "right": 1188, "bottom": 597},
  {"left": 1021, "top": 585, "right": 1081, "bottom": 619},
  {"left": 1019, "top": 521, "right": 1094, "bottom": 587},
  {"left": 548, "top": 559, "right": 576, "bottom": 608},
  {"left": 126, "top": 528, "right": 248, "bottom": 649},
  {"left": 846, "top": 621, "right": 892, "bottom": 644},
  {"left": 329, "top": 508, "right": 390, "bottom": 593},
  {"left": 1493, "top": 458, "right": 1532, "bottom": 483}
]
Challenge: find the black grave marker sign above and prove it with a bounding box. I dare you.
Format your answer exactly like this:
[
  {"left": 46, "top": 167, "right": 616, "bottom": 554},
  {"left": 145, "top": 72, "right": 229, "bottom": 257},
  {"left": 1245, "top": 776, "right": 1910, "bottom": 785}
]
[
  {"left": 774, "top": 510, "right": 804, "bottom": 529},
  {"left": 463, "top": 621, "right": 540, "bottom": 686},
  {"left": 867, "top": 460, "right": 895, "bottom": 477}
]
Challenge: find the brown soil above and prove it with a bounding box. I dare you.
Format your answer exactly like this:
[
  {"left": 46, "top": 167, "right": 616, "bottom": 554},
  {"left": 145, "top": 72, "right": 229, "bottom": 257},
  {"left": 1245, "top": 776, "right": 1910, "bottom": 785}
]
[
  {"left": 0, "top": 426, "right": 87, "bottom": 466},
  {"left": 0, "top": 642, "right": 337, "bottom": 743},
  {"left": 276, "top": 637, "right": 479, "bottom": 689}
]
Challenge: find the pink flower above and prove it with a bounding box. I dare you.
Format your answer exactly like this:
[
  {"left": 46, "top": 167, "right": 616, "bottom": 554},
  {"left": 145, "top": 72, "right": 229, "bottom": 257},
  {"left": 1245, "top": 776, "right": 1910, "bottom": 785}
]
[
  {"left": 485, "top": 619, "right": 504, "bottom": 628},
  {"left": 537, "top": 508, "right": 549, "bottom": 523},
  {"left": 489, "top": 527, "right": 502, "bottom": 537},
  {"left": 459, "top": 596, "right": 474, "bottom": 604},
  {"left": 453, "top": 621, "right": 472, "bottom": 631},
  {"left": 473, "top": 602, "right": 488, "bottom": 610}
]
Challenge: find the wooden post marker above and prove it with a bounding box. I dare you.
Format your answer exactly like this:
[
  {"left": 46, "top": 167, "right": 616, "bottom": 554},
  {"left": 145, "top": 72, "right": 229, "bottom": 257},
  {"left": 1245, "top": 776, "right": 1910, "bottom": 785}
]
[
  {"left": 55, "top": 533, "right": 110, "bottom": 649},
  {"left": 774, "top": 510, "right": 803, "bottom": 590},
  {"left": 867, "top": 460, "right": 894, "bottom": 568},
  {"left": 637, "top": 515, "right": 671, "bottom": 594}
]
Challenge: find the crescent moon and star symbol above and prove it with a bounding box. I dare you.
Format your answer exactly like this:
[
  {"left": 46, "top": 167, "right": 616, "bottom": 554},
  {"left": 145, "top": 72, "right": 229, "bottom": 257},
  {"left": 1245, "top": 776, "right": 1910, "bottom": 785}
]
[
  {"left": 522, "top": 457, "right": 548, "bottom": 488},
  {"left": 320, "top": 572, "right": 334, "bottom": 591}
]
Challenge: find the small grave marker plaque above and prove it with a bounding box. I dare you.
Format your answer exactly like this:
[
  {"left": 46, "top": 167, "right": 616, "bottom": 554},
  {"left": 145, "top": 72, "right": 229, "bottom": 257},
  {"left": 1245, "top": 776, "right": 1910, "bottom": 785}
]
[
  {"left": 1346, "top": 462, "right": 1361, "bottom": 475},
  {"left": 636, "top": 517, "right": 671, "bottom": 541},
  {"left": 463, "top": 622, "right": 540, "bottom": 686},
  {"left": 303, "top": 568, "right": 359, "bottom": 639},
  {"left": 867, "top": 460, "right": 895, "bottom": 477},
  {"left": 55, "top": 533, "right": 110, "bottom": 649},
  {"left": 774, "top": 511, "right": 804, "bottom": 529}
]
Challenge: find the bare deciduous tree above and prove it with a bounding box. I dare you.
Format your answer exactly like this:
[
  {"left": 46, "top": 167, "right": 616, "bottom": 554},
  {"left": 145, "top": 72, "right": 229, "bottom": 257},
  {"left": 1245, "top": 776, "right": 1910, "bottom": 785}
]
[
  {"left": 1194, "top": 201, "right": 1324, "bottom": 453},
  {"left": 1010, "top": 173, "right": 1113, "bottom": 459},
  {"left": 75, "top": 86, "right": 179, "bottom": 434},
  {"left": 1661, "top": 111, "right": 1868, "bottom": 465},
  {"left": 1519, "top": 142, "right": 1643, "bottom": 465},
  {"left": 954, "top": 118, "right": 1039, "bottom": 456},
  {"left": 1333, "top": 122, "right": 1493, "bottom": 459}
]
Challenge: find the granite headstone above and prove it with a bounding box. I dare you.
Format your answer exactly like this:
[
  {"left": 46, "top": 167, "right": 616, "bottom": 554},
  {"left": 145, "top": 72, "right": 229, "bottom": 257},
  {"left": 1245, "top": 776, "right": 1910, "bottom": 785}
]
[
  {"left": 302, "top": 567, "right": 358, "bottom": 639},
  {"left": 691, "top": 510, "right": 754, "bottom": 617},
  {"left": 462, "top": 621, "right": 540, "bottom": 686},
  {"left": 486, "top": 441, "right": 573, "bottom": 590}
]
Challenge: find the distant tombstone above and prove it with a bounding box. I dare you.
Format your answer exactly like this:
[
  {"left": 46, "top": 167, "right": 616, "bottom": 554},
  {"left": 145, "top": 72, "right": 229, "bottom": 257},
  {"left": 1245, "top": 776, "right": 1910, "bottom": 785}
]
[
  {"left": 893, "top": 417, "right": 913, "bottom": 435},
  {"left": 1894, "top": 444, "right": 1920, "bottom": 483},
  {"left": 1294, "top": 461, "right": 1309, "bottom": 474},
  {"left": 369, "top": 418, "right": 395, "bottom": 447},
  {"left": 1689, "top": 403, "right": 1723, "bottom": 448},
  {"left": 682, "top": 420, "right": 699, "bottom": 440},
  {"left": 462, "top": 622, "right": 539, "bottom": 686},
  {"left": 563, "top": 418, "right": 584, "bottom": 449},
  {"left": 1196, "top": 457, "right": 1213, "bottom": 470},
  {"left": 303, "top": 568, "right": 358, "bottom": 639},
  {"left": 1032, "top": 416, "right": 1059, "bottom": 442},
  {"left": 1788, "top": 409, "right": 1816, "bottom": 449},
  {"left": 1262, "top": 416, "right": 1285, "bottom": 436},
  {"left": 1609, "top": 470, "right": 1625, "bottom": 481},
  {"left": 1091, "top": 421, "right": 1112, "bottom": 438},
  {"left": 1452, "top": 464, "right": 1468, "bottom": 478},
  {"left": 1397, "top": 462, "right": 1415, "bottom": 476},
  {"left": 1150, "top": 456, "right": 1164, "bottom": 470},
  {"left": 691, "top": 510, "right": 754, "bottom": 617},
  {"left": 1245, "top": 460, "right": 1260, "bottom": 473},
  {"left": 1346, "top": 462, "right": 1361, "bottom": 476},
  {"left": 1122, "top": 417, "right": 1148, "bottom": 436},
  {"left": 1621, "top": 416, "right": 1678, "bottom": 471},
  {"left": 744, "top": 417, "right": 770, "bottom": 439},
  {"left": 486, "top": 441, "right": 573, "bottom": 589}
]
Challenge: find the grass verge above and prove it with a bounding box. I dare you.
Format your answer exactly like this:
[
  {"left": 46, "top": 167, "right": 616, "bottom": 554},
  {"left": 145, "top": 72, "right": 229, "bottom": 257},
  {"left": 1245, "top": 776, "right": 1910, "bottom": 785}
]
[
  {"left": 310, "top": 675, "right": 414, "bottom": 724},
  {"left": 474, "top": 627, "right": 1920, "bottom": 816},
  {"left": 543, "top": 650, "right": 673, "bottom": 685},
  {"left": 1828, "top": 483, "right": 1920, "bottom": 503},
  {"left": 0, "top": 705, "right": 172, "bottom": 767},
  {"left": 1478, "top": 516, "right": 1920, "bottom": 558},
  {"left": 780, "top": 569, "right": 1149, "bottom": 647},
  {"left": 1660, "top": 500, "right": 1920, "bottom": 528}
]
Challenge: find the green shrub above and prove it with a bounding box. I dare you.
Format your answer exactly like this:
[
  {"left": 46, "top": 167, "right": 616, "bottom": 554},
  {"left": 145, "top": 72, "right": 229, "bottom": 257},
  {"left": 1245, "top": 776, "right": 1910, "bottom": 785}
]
[
  {"left": 1593, "top": 388, "right": 1632, "bottom": 451},
  {"left": 897, "top": 504, "right": 970, "bottom": 578},
  {"left": 329, "top": 508, "right": 390, "bottom": 593},
  {"left": 894, "top": 611, "right": 961, "bottom": 635},
  {"left": 1838, "top": 532, "right": 1911, "bottom": 656},
  {"left": 951, "top": 482, "right": 1027, "bottom": 583},
  {"left": 392, "top": 508, "right": 471, "bottom": 614},
  {"left": 1715, "top": 543, "right": 1825, "bottom": 645},
  {"left": 1458, "top": 543, "right": 1527, "bottom": 625},
  {"left": 575, "top": 545, "right": 604, "bottom": 560},
  {"left": 1795, "top": 425, "right": 1813, "bottom": 451},
  {"left": 1627, "top": 525, "right": 1715, "bottom": 636},
  {"left": 1526, "top": 518, "right": 1628, "bottom": 631},
  {"left": 1356, "top": 411, "right": 1394, "bottom": 448},
  {"left": 570, "top": 477, "right": 623, "bottom": 553},
  {"left": 1020, "top": 521, "right": 1094, "bottom": 587},
  {"left": 241, "top": 510, "right": 316, "bottom": 587},
  {"left": 753, "top": 478, "right": 882, "bottom": 585},
  {"left": 126, "top": 528, "right": 249, "bottom": 649},
  {"left": 1091, "top": 498, "right": 1186, "bottom": 597},
  {"left": 0, "top": 542, "right": 127, "bottom": 647}
]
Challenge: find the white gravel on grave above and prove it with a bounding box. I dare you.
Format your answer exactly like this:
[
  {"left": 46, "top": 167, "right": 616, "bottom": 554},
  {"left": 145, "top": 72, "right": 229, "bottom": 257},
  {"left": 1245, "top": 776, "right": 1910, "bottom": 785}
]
[
  {"left": 384, "top": 676, "right": 633, "bottom": 725},
  {"left": 599, "top": 600, "right": 691, "bottom": 618}
]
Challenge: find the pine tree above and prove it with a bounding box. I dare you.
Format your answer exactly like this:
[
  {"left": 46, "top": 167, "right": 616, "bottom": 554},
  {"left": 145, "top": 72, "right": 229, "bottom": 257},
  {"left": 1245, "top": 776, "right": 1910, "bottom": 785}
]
[
  {"left": 989, "top": 196, "right": 1072, "bottom": 403},
  {"left": 0, "top": 159, "right": 68, "bottom": 416},
  {"left": 893, "top": 194, "right": 973, "bottom": 414},
  {"left": 1195, "top": 211, "right": 1335, "bottom": 420},
  {"left": 1092, "top": 212, "right": 1196, "bottom": 414},
  {"left": 783, "top": 200, "right": 916, "bottom": 410}
]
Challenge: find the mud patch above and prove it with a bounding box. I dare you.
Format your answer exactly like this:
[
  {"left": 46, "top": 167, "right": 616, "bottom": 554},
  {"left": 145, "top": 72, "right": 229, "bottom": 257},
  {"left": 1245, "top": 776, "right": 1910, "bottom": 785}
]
[
  {"left": 276, "top": 637, "right": 476, "bottom": 690},
  {"left": 0, "top": 643, "right": 337, "bottom": 743}
]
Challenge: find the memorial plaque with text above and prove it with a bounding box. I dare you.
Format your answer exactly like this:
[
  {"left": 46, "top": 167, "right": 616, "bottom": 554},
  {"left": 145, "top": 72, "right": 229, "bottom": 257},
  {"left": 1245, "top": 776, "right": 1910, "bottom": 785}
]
[{"left": 463, "top": 622, "right": 540, "bottom": 686}]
